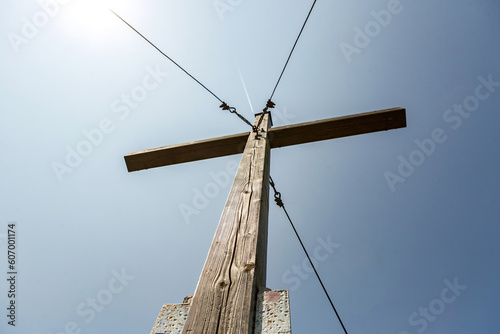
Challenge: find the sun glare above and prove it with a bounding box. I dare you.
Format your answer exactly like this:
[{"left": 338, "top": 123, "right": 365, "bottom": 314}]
[
  {"left": 44, "top": 0, "right": 127, "bottom": 39},
  {"left": 69, "top": 0, "right": 118, "bottom": 30}
]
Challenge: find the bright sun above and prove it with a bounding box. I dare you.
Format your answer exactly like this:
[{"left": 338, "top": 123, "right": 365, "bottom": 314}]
[
  {"left": 69, "top": 0, "right": 121, "bottom": 30},
  {"left": 44, "top": 0, "right": 126, "bottom": 38}
]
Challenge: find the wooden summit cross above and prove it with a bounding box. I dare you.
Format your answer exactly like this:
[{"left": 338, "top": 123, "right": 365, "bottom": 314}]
[{"left": 125, "top": 107, "right": 406, "bottom": 333}]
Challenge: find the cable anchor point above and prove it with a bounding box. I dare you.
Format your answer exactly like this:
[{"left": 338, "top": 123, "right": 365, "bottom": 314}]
[
  {"left": 262, "top": 99, "right": 276, "bottom": 113},
  {"left": 274, "top": 192, "right": 284, "bottom": 208}
]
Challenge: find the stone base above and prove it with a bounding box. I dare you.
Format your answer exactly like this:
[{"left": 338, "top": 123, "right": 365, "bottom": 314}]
[
  {"left": 150, "top": 303, "right": 190, "bottom": 334},
  {"left": 255, "top": 289, "right": 292, "bottom": 334},
  {"left": 150, "top": 289, "right": 291, "bottom": 334}
]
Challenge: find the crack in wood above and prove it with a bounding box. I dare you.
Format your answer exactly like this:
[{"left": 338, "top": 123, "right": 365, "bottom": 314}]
[{"left": 181, "top": 114, "right": 271, "bottom": 334}]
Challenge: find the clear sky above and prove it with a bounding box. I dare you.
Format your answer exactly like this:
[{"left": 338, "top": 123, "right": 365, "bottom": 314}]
[{"left": 1, "top": 0, "right": 499, "bottom": 333}]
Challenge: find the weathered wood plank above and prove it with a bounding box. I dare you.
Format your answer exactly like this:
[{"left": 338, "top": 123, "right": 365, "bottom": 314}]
[
  {"left": 269, "top": 107, "right": 406, "bottom": 148},
  {"left": 181, "top": 114, "right": 271, "bottom": 334},
  {"left": 124, "top": 132, "right": 248, "bottom": 172},
  {"left": 124, "top": 107, "right": 406, "bottom": 172}
]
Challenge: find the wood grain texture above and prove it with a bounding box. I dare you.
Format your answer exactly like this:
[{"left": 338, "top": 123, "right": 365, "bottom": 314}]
[
  {"left": 181, "top": 114, "right": 271, "bottom": 334},
  {"left": 124, "top": 107, "right": 406, "bottom": 172},
  {"left": 124, "top": 132, "right": 248, "bottom": 172},
  {"left": 269, "top": 107, "right": 406, "bottom": 148}
]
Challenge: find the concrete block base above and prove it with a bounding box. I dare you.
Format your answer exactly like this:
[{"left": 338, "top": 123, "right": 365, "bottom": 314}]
[{"left": 150, "top": 289, "right": 291, "bottom": 334}]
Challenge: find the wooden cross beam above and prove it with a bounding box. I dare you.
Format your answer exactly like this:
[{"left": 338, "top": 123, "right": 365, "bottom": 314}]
[
  {"left": 125, "top": 107, "right": 406, "bottom": 334},
  {"left": 125, "top": 107, "right": 406, "bottom": 172}
]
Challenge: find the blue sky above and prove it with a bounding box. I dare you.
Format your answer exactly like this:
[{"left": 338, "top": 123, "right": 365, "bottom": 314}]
[{"left": 1, "top": 0, "right": 499, "bottom": 333}]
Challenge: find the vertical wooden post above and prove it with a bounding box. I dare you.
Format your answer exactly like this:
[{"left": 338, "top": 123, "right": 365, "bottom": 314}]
[{"left": 182, "top": 113, "right": 271, "bottom": 334}]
